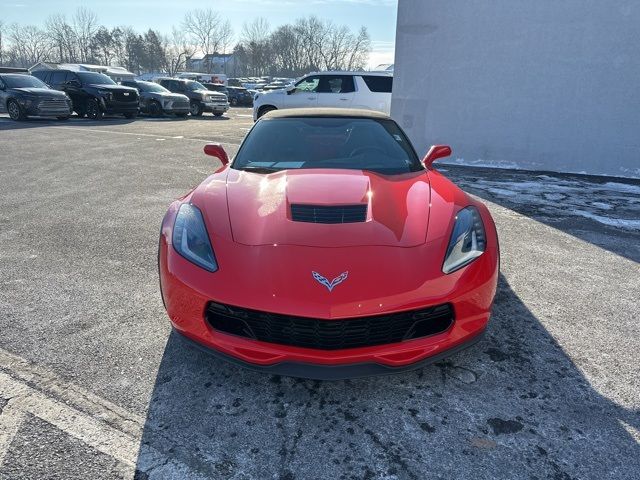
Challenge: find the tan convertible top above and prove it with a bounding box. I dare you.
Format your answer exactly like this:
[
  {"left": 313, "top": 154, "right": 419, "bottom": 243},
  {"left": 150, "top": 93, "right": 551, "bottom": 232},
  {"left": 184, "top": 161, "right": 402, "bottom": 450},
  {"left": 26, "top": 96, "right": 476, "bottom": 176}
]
[{"left": 262, "top": 108, "right": 392, "bottom": 120}]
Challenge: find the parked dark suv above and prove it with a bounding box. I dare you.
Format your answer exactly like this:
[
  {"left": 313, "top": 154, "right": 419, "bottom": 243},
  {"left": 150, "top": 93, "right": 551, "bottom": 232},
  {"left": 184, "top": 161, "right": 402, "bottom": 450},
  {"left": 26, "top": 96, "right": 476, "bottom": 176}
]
[
  {"left": 157, "top": 78, "right": 228, "bottom": 117},
  {"left": 0, "top": 73, "right": 72, "bottom": 121},
  {"left": 33, "top": 70, "right": 138, "bottom": 119},
  {"left": 226, "top": 86, "right": 254, "bottom": 106},
  {"left": 120, "top": 80, "right": 190, "bottom": 117}
]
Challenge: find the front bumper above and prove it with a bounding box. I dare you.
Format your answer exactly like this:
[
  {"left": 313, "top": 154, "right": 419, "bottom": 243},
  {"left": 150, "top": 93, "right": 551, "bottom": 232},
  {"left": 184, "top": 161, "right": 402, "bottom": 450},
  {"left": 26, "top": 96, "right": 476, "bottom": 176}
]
[
  {"left": 176, "top": 326, "right": 486, "bottom": 380},
  {"left": 202, "top": 102, "right": 229, "bottom": 114},
  {"left": 100, "top": 98, "right": 139, "bottom": 114},
  {"left": 22, "top": 99, "right": 72, "bottom": 117},
  {"left": 158, "top": 204, "right": 499, "bottom": 378},
  {"left": 164, "top": 106, "right": 190, "bottom": 114}
]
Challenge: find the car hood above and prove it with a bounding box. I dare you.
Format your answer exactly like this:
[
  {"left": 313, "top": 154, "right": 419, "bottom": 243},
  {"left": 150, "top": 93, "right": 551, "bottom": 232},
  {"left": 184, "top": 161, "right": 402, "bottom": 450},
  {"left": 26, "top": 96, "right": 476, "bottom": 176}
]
[
  {"left": 197, "top": 89, "right": 226, "bottom": 98},
  {"left": 148, "top": 92, "right": 188, "bottom": 101},
  {"left": 86, "top": 84, "right": 137, "bottom": 93},
  {"left": 258, "top": 89, "right": 286, "bottom": 97},
  {"left": 12, "top": 88, "right": 67, "bottom": 97},
  {"left": 223, "top": 168, "right": 431, "bottom": 247}
]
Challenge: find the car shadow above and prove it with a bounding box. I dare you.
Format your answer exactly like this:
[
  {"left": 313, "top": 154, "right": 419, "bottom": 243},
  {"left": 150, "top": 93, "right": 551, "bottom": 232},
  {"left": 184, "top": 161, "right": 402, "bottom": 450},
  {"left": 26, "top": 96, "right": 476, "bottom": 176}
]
[
  {"left": 438, "top": 165, "right": 640, "bottom": 263},
  {"left": 0, "top": 115, "right": 138, "bottom": 130},
  {"left": 188, "top": 115, "right": 232, "bottom": 121},
  {"left": 134, "top": 275, "right": 639, "bottom": 479}
]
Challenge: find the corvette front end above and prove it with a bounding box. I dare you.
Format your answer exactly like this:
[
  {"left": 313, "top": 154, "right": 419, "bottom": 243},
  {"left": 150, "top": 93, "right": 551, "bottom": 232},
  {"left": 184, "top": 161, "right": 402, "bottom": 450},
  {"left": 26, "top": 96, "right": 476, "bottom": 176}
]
[{"left": 158, "top": 109, "right": 500, "bottom": 379}]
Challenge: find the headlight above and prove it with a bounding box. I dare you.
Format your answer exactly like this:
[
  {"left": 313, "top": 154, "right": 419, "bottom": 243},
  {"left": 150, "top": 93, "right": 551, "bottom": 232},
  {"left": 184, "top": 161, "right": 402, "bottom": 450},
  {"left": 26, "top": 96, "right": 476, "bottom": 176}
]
[
  {"left": 442, "top": 206, "right": 486, "bottom": 274},
  {"left": 172, "top": 204, "right": 218, "bottom": 272},
  {"left": 19, "top": 95, "right": 36, "bottom": 105}
]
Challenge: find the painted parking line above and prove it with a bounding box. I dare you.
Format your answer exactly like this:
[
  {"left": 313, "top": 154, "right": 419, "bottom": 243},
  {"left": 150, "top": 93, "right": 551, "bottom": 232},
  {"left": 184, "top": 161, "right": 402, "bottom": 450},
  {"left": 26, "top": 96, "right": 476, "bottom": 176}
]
[
  {"left": 46, "top": 125, "right": 242, "bottom": 148},
  {"left": 0, "top": 347, "right": 207, "bottom": 478}
]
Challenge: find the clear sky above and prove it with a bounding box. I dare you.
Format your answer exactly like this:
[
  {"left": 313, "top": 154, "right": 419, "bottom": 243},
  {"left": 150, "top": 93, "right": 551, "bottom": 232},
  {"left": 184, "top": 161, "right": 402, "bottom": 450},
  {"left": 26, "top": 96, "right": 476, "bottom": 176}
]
[{"left": 0, "top": 0, "right": 398, "bottom": 67}]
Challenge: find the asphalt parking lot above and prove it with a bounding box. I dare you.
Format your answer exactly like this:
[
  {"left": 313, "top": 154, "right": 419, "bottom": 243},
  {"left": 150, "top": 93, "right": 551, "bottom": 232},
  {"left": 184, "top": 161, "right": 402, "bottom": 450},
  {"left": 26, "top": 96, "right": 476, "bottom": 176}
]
[{"left": 0, "top": 110, "right": 639, "bottom": 480}]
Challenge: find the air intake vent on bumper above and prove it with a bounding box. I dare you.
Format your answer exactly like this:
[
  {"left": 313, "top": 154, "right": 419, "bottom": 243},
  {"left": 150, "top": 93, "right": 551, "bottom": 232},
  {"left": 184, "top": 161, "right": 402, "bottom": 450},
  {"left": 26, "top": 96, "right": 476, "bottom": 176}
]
[{"left": 290, "top": 204, "right": 367, "bottom": 224}]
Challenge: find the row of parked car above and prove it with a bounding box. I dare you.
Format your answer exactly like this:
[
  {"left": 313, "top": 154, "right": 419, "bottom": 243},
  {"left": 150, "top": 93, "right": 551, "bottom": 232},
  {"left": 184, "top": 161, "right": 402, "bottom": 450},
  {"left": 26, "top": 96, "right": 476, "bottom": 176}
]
[
  {"left": 0, "top": 71, "right": 257, "bottom": 121},
  {"left": 0, "top": 70, "right": 394, "bottom": 122}
]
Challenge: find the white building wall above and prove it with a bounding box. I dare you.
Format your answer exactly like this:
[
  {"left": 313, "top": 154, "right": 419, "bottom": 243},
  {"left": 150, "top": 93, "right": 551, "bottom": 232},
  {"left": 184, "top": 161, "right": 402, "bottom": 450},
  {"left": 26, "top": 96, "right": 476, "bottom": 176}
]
[{"left": 391, "top": 0, "right": 640, "bottom": 178}]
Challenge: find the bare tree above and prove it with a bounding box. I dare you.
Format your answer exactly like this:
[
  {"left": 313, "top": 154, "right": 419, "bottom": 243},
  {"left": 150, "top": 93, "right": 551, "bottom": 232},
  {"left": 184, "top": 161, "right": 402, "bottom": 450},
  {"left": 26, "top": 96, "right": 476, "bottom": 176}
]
[
  {"left": 46, "top": 14, "right": 77, "bottom": 62},
  {"left": 295, "top": 16, "right": 328, "bottom": 73},
  {"left": 1, "top": 11, "right": 370, "bottom": 75},
  {"left": 182, "top": 9, "right": 233, "bottom": 73},
  {"left": 164, "top": 27, "right": 195, "bottom": 76},
  {"left": 0, "top": 20, "right": 5, "bottom": 65},
  {"left": 7, "top": 23, "right": 51, "bottom": 67},
  {"left": 72, "top": 7, "right": 98, "bottom": 63},
  {"left": 345, "top": 26, "right": 371, "bottom": 70},
  {"left": 240, "top": 18, "right": 271, "bottom": 75}
]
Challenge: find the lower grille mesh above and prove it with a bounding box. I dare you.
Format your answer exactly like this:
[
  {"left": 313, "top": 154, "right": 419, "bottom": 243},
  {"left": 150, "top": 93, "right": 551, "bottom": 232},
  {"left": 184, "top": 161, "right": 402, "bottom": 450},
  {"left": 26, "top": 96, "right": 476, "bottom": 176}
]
[{"left": 206, "top": 302, "right": 454, "bottom": 350}]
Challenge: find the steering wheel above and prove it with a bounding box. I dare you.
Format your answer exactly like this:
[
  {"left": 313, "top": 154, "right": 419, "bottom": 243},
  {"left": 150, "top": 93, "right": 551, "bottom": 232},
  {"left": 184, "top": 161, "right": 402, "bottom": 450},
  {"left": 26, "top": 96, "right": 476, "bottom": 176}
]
[{"left": 349, "top": 146, "right": 386, "bottom": 158}]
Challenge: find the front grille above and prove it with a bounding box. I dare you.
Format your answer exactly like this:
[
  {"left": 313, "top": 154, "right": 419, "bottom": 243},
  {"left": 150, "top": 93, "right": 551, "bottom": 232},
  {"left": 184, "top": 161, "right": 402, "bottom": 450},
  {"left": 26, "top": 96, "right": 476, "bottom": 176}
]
[
  {"left": 37, "top": 98, "right": 69, "bottom": 113},
  {"left": 206, "top": 302, "right": 454, "bottom": 350},
  {"left": 291, "top": 204, "right": 367, "bottom": 224},
  {"left": 113, "top": 91, "right": 137, "bottom": 102}
]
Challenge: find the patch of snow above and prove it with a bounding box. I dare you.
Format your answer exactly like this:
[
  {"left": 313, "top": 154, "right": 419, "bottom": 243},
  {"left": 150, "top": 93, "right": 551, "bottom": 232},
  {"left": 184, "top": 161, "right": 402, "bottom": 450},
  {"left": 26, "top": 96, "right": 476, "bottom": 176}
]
[
  {"left": 442, "top": 158, "right": 522, "bottom": 170},
  {"left": 487, "top": 187, "right": 518, "bottom": 197},
  {"left": 544, "top": 193, "right": 565, "bottom": 201},
  {"left": 591, "top": 202, "right": 612, "bottom": 210},
  {"left": 603, "top": 182, "right": 640, "bottom": 195},
  {"left": 572, "top": 210, "right": 640, "bottom": 231}
]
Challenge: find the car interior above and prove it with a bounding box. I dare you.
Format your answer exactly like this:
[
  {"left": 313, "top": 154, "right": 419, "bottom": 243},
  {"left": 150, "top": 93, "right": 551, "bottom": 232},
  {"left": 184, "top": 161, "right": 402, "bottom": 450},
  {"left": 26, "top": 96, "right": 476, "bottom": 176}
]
[{"left": 234, "top": 118, "right": 421, "bottom": 174}]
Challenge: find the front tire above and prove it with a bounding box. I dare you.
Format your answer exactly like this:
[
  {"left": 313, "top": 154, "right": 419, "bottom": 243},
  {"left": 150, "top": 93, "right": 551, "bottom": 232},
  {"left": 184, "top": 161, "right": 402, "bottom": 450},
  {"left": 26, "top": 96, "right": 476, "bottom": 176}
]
[
  {"left": 148, "top": 101, "right": 162, "bottom": 117},
  {"left": 86, "top": 99, "right": 103, "bottom": 120},
  {"left": 257, "top": 105, "right": 276, "bottom": 119},
  {"left": 7, "top": 100, "right": 25, "bottom": 121},
  {"left": 190, "top": 101, "right": 203, "bottom": 117},
  {"left": 230, "top": 98, "right": 238, "bottom": 106}
]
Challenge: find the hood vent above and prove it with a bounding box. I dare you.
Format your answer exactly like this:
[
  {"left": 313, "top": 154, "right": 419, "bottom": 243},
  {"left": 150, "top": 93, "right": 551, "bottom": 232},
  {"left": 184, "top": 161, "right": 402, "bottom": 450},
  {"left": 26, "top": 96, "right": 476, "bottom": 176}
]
[{"left": 290, "top": 204, "right": 367, "bottom": 224}]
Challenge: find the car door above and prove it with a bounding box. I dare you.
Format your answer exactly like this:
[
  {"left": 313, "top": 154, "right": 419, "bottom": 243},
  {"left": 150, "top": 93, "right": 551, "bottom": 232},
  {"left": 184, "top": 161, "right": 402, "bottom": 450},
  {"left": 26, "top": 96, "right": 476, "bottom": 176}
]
[
  {"left": 316, "top": 75, "right": 355, "bottom": 109},
  {"left": 60, "top": 72, "right": 84, "bottom": 110},
  {"left": 0, "top": 77, "right": 7, "bottom": 113},
  {"left": 285, "top": 75, "right": 320, "bottom": 109},
  {"left": 49, "top": 71, "right": 68, "bottom": 91}
]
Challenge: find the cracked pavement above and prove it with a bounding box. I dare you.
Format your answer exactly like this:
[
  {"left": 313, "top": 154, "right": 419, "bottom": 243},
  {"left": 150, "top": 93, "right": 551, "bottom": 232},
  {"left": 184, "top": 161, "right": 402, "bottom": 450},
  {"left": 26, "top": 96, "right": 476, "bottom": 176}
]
[{"left": 0, "top": 112, "right": 638, "bottom": 479}]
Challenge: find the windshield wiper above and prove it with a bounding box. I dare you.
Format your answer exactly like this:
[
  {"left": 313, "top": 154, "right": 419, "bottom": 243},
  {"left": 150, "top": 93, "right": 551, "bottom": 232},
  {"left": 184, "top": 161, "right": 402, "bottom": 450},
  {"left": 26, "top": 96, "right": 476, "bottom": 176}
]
[{"left": 240, "top": 166, "right": 280, "bottom": 174}]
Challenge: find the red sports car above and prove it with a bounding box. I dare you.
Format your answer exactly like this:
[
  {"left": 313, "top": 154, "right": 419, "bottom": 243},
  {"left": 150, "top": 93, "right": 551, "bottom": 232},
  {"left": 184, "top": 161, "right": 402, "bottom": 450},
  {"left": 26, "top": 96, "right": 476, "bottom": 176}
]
[{"left": 159, "top": 109, "right": 499, "bottom": 379}]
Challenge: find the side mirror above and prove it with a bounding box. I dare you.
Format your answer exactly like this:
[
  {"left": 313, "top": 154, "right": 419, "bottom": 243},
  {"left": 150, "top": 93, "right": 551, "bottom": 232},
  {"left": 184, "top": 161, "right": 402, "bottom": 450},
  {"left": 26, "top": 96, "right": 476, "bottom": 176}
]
[
  {"left": 203, "top": 143, "right": 229, "bottom": 165},
  {"left": 286, "top": 85, "right": 296, "bottom": 95},
  {"left": 422, "top": 145, "right": 452, "bottom": 168}
]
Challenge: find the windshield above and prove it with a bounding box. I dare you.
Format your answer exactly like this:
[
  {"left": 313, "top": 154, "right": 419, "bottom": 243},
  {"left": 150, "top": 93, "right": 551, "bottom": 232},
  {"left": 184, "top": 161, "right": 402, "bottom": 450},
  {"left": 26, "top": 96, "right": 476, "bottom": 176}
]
[
  {"left": 186, "top": 81, "right": 207, "bottom": 91},
  {"left": 233, "top": 117, "right": 423, "bottom": 175},
  {"left": 139, "top": 82, "right": 169, "bottom": 93},
  {"left": 77, "top": 72, "right": 115, "bottom": 85},
  {"left": 3, "top": 75, "right": 49, "bottom": 89}
]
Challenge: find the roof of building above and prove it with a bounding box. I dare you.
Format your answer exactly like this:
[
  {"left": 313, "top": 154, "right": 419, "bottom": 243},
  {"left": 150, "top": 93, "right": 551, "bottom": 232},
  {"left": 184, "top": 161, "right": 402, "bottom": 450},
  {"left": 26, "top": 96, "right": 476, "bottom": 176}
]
[
  {"left": 306, "top": 70, "right": 393, "bottom": 77},
  {"left": 0, "top": 67, "right": 29, "bottom": 74},
  {"left": 262, "top": 108, "right": 391, "bottom": 120}
]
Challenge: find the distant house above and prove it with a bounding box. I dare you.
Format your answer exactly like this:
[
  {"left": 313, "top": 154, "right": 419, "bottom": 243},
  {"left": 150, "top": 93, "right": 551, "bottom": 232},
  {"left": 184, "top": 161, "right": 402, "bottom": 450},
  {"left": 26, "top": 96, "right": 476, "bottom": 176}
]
[
  {"left": 29, "top": 62, "right": 136, "bottom": 82},
  {"left": 187, "top": 53, "right": 237, "bottom": 75},
  {"left": 374, "top": 64, "right": 394, "bottom": 72}
]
